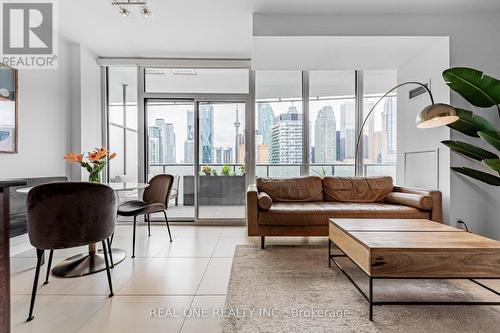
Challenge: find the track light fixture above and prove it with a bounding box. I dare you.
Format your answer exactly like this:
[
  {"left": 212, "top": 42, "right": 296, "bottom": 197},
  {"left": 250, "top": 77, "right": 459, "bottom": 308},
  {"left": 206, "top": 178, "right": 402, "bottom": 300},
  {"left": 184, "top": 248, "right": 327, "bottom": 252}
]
[
  {"left": 141, "top": 6, "right": 152, "bottom": 17},
  {"left": 112, "top": 1, "right": 152, "bottom": 17},
  {"left": 118, "top": 7, "right": 130, "bottom": 17}
]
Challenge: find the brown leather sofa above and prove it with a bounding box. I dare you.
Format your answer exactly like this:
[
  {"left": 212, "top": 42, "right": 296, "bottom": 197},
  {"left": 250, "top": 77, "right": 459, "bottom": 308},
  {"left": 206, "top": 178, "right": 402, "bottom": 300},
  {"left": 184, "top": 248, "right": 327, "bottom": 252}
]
[{"left": 247, "top": 176, "right": 442, "bottom": 248}]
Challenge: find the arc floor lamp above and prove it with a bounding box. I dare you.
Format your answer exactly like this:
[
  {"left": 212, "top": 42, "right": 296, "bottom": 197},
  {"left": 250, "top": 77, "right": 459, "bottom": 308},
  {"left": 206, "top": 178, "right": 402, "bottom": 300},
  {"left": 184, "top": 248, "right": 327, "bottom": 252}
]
[{"left": 354, "top": 81, "right": 458, "bottom": 176}]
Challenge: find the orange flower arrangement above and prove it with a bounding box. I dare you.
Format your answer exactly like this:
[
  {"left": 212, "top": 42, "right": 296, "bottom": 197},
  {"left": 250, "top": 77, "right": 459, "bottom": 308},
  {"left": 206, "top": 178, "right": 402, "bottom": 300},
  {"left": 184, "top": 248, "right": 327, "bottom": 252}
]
[{"left": 64, "top": 147, "right": 117, "bottom": 183}]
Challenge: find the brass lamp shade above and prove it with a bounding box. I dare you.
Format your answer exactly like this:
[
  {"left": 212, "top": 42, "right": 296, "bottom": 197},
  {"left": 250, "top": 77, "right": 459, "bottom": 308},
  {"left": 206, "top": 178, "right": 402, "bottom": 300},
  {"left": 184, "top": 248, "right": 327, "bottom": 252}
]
[{"left": 416, "top": 103, "right": 458, "bottom": 129}]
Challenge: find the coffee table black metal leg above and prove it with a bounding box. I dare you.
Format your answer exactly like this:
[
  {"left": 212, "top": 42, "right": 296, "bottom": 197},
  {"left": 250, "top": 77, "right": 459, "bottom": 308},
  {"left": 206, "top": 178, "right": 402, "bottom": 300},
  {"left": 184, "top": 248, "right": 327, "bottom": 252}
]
[
  {"left": 369, "top": 277, "right": 373, "bottom": 321},
  {"left": 328, "top": 239, "right": 331, "bottom": 267}
]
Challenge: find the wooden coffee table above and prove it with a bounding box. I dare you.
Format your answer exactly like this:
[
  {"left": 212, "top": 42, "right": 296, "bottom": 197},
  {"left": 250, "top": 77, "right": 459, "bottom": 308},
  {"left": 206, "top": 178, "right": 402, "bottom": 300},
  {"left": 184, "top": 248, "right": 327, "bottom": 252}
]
[{"left": 328, "top": 218, "right": 500, "bottom": 321}]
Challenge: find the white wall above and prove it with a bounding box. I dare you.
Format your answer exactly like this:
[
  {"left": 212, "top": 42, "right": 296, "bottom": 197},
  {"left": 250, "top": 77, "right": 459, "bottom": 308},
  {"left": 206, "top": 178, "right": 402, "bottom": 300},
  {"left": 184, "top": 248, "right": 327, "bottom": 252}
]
[
  {"left": 78, "top": 45, "right": 102, "bottom": 180},
  {"left": 66, "top": 43, "right": 101, "bottom": 181},
  {"left": 254, "top": 12, "right": 500, "bottom": 237},
  {"left": 397, "top": 38, "right": 451, "bottom": 222},
  {"left": 68, "top": 43, "right": 82, "bottom": 180},
  {"left": 0, "top": 38, "right": 101, "bottom": 182},
  {"left": 0, "top": 37, "right": 71, "bottom": 179}
]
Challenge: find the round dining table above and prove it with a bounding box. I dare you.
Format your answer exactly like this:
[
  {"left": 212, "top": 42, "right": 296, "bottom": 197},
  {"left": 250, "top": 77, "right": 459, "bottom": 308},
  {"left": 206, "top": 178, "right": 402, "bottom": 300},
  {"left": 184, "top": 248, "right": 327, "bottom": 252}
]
[{"left": 17, "top": 182, "right": 149, "bottom": 277}]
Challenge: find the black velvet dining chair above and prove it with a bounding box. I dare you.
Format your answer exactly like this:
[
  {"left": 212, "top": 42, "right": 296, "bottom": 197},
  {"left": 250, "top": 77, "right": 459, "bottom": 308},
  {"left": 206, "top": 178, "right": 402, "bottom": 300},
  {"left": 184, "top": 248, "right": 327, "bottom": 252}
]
[
  {"left": 26, "top": 182, "right": 117, "bottom": 321},
  {"left": 117, "top": 174, "right": 174, "bottom": 258}
]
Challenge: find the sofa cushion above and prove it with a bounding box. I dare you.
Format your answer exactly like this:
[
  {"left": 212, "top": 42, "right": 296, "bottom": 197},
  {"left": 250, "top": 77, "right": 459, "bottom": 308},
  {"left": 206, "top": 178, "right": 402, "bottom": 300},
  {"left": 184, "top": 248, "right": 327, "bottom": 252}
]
[
  {"left": 323, "top": 176, "right": 393, "bottom": 202},
  {"left": 258, "top": 192, "right": 273, "bottom": 210},
  {"left": 258, "top": 202, "right": 429, "bottom": 226},
  {"left": 256, "top": 176, "right": 323, "bottom": 202},
  {"left": 386, "top": 192, "right": 433, "bottom": 210}
]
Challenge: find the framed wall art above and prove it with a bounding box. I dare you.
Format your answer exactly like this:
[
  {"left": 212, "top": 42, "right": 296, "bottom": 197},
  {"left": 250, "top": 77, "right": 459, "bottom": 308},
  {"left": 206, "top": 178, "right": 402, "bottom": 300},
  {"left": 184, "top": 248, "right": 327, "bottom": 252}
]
[{"left": 0, "top": 64, "right": 18, "bottom": 153}]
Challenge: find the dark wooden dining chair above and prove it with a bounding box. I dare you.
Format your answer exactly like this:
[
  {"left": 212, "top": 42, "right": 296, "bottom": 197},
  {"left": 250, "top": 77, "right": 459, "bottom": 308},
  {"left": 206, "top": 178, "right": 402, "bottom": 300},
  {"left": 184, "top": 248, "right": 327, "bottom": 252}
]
[
  {"left": 26, "top": 182, "right": 117, "bottom": 321},
  {"left": 117, "top": 174, "right": 174, "bottom": 258}
]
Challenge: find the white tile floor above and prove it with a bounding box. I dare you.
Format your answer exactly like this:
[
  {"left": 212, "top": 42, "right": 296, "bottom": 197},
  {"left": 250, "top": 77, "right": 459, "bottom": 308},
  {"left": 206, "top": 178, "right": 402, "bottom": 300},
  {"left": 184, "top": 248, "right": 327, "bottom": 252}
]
[{"left": 10, "top": 224, "right": 326, "bottom": 333}]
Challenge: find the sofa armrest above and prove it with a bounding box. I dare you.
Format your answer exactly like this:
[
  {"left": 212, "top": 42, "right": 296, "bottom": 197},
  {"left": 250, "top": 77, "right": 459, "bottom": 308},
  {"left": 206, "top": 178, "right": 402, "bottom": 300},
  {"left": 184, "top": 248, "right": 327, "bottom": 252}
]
[
  {"left": 392, "top": 185, "right": 443, "bottom": 223},
  {"left": 247, "top": 184, "right": 259, "bottom": 236},
  {"left": 386, "top": 192, "right": 433, "bottom": 210}
]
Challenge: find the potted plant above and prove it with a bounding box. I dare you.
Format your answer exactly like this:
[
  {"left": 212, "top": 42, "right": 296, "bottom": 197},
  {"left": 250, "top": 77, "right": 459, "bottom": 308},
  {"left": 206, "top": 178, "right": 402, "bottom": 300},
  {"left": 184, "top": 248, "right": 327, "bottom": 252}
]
[
  {"left": 440, "top": 67, "right": 500, "bottom": 186},
  {"left": 221, "top": 164, "right": 232, "bottom": 176},
  {"left": 202, "top": 165, "right": 213, "bottom": 176},
  {"left": 312, "top": 167, "right": 327, "bottom": 177},
  {"left": 64, "top": 148, "right": 116, "bottom": 183}
]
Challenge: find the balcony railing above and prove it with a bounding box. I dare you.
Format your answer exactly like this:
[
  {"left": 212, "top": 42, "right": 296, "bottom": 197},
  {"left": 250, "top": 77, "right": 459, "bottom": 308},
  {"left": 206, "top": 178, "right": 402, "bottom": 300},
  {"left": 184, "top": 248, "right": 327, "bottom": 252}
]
[{"left": 149, "top": 163, "right": 396, "bottom": 178}]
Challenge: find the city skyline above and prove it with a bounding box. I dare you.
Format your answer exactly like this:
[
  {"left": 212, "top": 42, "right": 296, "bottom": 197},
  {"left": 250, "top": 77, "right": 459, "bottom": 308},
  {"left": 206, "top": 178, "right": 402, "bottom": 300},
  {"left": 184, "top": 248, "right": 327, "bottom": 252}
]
[
  {"left": 147, "top": 97, "right": 396, "bottom": 166},
  {"left": 147, "top": 102, "right": 245, "bottom": 164}
]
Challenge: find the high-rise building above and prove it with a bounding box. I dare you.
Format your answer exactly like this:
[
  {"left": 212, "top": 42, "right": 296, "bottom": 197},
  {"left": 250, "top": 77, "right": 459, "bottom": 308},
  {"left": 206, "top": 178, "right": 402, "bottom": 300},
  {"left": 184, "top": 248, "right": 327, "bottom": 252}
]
[
  {"left": 382, "top": 97, "right": 397, "bottom": 161},
  {"left": 148, "top": 126, "right": 161, "bottom": 164},
  {"left": 257, "top": 103, "right": 275, "bottom": 146},
  {"left": 370, "top": 131, "right": 383, "bottom": 163},
  {"left": 340, "top": 102, "right": 355, "bottom": 161},
  {"left": 314, "top": 106, "right": 336, "bottom": 164},
  {"left": 199, "top": 104, "right": 214, "bottom": 163},
  {"left": 336, "top": 131, "right": 342, "bottom": 161},
  {"left": 238, "top": 133, "right": 245, "bottom": 164},
  {"left": 363, "top": 101, "right": 375, "bottom": 162},
  {"left": 184, "top": 110, "right": 194, "bottom": 163},
  {"left": 234, "top": 106, "right": 241, "bottom": 163},
  {"left": 270, "top": 106, "right": 302, "bottom": 164},
  {"left": 154, "top": 119, "right": 176, "bottom": 164},
  {"left": 223, "top": 147, "right": 233, "bottom": 164},
  {"left": 255, "top": 133, "right": 268, "bottom": 164},
  {"left": 215, "top": 147, "right": 223, "bottom": 164},
  {"left": 363, "top": 134, "right": 369, "bottom": 159}
]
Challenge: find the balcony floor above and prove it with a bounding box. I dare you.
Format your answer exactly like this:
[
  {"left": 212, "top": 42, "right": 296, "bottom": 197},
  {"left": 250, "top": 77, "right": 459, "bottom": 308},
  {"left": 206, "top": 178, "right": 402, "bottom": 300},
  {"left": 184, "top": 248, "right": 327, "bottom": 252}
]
[{"left": 117, "top": 205, "right": 245, "bottom": 221}]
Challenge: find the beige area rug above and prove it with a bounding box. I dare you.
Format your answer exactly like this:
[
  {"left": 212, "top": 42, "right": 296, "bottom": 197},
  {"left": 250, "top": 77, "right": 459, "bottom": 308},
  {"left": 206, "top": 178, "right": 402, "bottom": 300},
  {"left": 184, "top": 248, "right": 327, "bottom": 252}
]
[{"left": 221, "top": 245, "right": 500, "bottom": 333}]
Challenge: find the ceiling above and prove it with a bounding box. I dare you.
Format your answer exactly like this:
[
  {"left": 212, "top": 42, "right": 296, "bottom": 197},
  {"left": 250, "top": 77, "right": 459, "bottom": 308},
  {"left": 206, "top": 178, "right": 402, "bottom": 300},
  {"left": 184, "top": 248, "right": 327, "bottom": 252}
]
[
  {"left": 59, "top": 0, "right": 500, "bottom": 58},
  {"left": 252, "top": 36, "right": 448, "bottom": 70}
]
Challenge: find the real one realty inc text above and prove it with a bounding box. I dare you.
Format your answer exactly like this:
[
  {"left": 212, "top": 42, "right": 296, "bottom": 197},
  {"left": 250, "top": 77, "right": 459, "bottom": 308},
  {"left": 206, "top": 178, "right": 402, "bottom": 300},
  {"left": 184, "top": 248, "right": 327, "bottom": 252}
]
[{"left": 150, "top": 307, "right": 351, "bottom": 319}]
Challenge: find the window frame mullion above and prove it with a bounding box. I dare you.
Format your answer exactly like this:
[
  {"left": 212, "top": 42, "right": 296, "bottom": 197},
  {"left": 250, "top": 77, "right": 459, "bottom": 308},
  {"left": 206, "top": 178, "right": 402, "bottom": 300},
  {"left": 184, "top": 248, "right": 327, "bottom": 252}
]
[
  {"left": 302, "top": 71, "right": 310, "bottom": 176},
  {"left": 354, "top": 70, "right": 364, "bottom": 176}
]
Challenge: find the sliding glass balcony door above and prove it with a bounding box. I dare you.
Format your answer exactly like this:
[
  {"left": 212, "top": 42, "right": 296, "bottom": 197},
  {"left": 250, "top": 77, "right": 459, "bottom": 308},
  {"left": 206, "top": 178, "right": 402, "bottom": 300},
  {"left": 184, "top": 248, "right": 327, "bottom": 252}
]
[
  {"left": 146, "top": 99, "right": 247, "bottom": 221},
  {"left": 146, "top": 100, "right": 195, "bottom": 220},
  {"left": 142, "top": 67, "right": 251, "bottom": 222},
  {"left": 197, "top": 101, "right": 246, "bottom": 220}
]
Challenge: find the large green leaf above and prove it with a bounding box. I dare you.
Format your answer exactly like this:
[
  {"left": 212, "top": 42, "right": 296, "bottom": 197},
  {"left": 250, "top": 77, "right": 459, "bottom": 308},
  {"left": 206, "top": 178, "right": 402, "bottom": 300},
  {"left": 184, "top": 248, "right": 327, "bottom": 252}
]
[
  {"left": 451, "top": 167, "right": 500, "bottom": 186},
  {"left": 443, "top": 67, "right": 500, "bottom": 108},
  {"left": 483, "top": 159, "right": 500, "bottom": 174},
  {"left": 478, "top": 130, "right": 500, "bottom": 151},
  {"left": 442, "top": 140, "right": 498, "bottom": 161},
  {"left": 447, "top": 108, "right": 496, "bottom": 137}
]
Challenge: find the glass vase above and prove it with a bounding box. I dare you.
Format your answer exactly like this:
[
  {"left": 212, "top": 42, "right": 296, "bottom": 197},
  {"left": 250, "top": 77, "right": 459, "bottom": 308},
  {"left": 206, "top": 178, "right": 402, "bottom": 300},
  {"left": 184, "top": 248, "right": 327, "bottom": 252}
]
[{"left": 88, "top": 172, "right": 101, "bottom": 183}]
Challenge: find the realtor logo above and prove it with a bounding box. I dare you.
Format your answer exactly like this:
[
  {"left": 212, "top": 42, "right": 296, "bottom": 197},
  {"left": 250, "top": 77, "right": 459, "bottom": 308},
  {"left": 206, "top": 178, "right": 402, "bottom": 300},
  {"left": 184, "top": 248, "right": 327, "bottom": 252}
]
[{"left": 0, "top": 0, "right": 58, "bottom": 69}]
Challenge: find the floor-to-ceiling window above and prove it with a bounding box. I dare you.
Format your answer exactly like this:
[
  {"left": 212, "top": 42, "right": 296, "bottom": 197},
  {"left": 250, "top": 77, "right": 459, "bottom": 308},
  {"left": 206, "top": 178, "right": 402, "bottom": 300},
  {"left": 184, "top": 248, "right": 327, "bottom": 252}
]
[
  {"left": 363, "top": 70, "right": 397, "bottom": 178},
  {"left": 309, "top": 71, "right": 356, "bottom": 176},
  {"left": 254, "top": 70, "right": 397, "bottom": 179},
  {"left": 146, "top": 100, "right": 195, "bottom": 220},
  {"left": 197, "top": 101, "right": 246, "bottom": 219},
  {"left": 142, "top": 66, "right": 250, "bottom": 221},
  {"left": 255, "top": 71, "right": 303, "bottom": 177}
]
